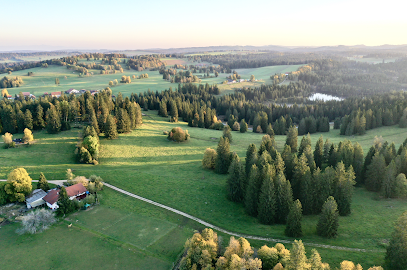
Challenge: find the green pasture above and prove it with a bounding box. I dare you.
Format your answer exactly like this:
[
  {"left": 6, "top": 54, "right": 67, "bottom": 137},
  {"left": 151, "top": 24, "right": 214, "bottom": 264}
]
[
  {"left": 2, "top": 62, "right": 303, "bottom": 97},
  {"left": 0, "top": 53, "right": 74, "bottom": 64}
]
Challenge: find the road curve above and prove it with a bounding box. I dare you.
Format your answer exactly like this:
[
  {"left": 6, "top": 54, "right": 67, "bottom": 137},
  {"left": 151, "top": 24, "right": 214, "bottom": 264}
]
[{"left": 103, "top": 183, "right": 383, "bottom": 253}]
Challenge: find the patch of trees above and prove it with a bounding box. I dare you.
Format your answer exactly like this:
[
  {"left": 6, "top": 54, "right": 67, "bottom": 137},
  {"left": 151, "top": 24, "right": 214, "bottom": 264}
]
[
  {"left": 75, "top": 126, "right": 100, "bottom": 165},
  {"left": 1, "top": 76, "right": 23, "bottom": 88},
  {"left": 179, "top": 228, "right": 382, "bottom": 270},
  {"left": 0, "top": 89, "right": 142, "bottom": 139},
  {"left": 160, "top": 68, "right": 201, "bottom": 83},
  {"left": 167, "top": 127, "right": 190, "bottom": 142}
]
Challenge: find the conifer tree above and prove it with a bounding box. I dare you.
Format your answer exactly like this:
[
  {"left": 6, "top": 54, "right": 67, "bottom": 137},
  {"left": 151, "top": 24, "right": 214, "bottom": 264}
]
[
  {"left": 274, "top": 173, "right": 293, "bottom": 224},
  {"left": 314, "top": 136, "right": 324, "bottom": 169},
  {"left": 117, "top": 108, "right": 131, "bottom": 133},
  {"left": 227, "top": 155, "right": 245, "bottom": 202},
  {"left": 46, "top": 105, "right": 61, "bottom": 134},
  {"left": 57, "top": 186, "right": 75, "bottom": 216},
  {"left": 222, "top": 125, "right": 233, "bottom": 143},
  {"left": 382, "top": 160, "right": 397, "bottom": 198},
  {"left": 287, "top": 240, "right": 308, "bottom": 270},
  {"left": 385, "top": 210, "right": 407, "bottom": 270},
  {"left": 317, "top": 196, "right": 339, "bottom": 238},
  {"left": 104, "top": 115, "right": 118, "bottom": 139},
  {"left": 239, "top": 119, "right": 248, "bottom": 133},
  {"left": 282, "top": 144, "right": 294, "bottom": 180},
  {"left": 298, "top": 134, "right": 311, "bottom": 157},
  {"left": 274, "top": 152, "right": 285, "bottom": 176},
  {"left": 37, "top": 172, "right": 50, "bottom": 191},
  {"left": 245, "top": 164, "right": 259, "bottom": 216},
  {"left": 134, "top": 103, "right": 143, "bottom": 128},
  {"left": 285, "top": 199, "right": 303, "bottom": 237},
  {"left": 169, "top": 100, "right": 178, "bottom": 122},
  {"left": 24, "top": 109, "right": 33, "bottom": 130},
  {"left": 365, "top": 153, "right": 386, "bottom": 192},
  {"left": 90, "top": 109, "right": 100, "bottom": 134},
  {"left": 16, "top": 109, "right": 25, "bottom": 133},
  {"left": 285, "top": 126, "right": 298, "bottom": 153},
  {"left": 353, "top": 142, "right": 364, "bottom": 184},
  {"left": 258, "top": 165, "right": 277, "bottom": 224},
  {"left": 245, "top": 143, "right": 258, "bottom": 176},
  {"left": 323, "top": 139, "right": 332, "bottom": 164},
  {"left": 302, "top": 145, "right": 316, "bottom": 173},
  {"left": 309, "top": 249, "right": 329, "bottom": 270},
  {"left": 215, "top": 137, "right": 231, "bottom": 174},
  {"left": 159, "top": 100, "right": 168, "bottom": 117},
  {"left": 292, "top": 154, "right": 311, "bottom": 201},
  {"left": 334, "top": 163, "right": 356, "bottom": 216},
  {"left": 266, "top": 123, "right": 275, "bottom": 138}
]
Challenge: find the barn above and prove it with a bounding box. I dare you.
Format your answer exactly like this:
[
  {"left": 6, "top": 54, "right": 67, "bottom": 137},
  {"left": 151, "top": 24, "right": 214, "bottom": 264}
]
[{"left": 26, "top": 189, "right": 47, "bottom": 209}]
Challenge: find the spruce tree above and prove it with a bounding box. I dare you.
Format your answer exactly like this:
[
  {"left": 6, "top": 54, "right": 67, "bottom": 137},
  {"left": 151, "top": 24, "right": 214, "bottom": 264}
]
[
  {"left": 215, "top": 137, "right": 231, "bottom": 174},
  {"left": 245, "top": 164, "right": 259, "bottom": 217},
  {"left": 287, "top": 240, "right": 308, "bottom": 270},
  {"left": 222, "top": 125, "right": 233, "bottom": 143},
  {"left": 90, "top": 109, "right": 100, "bottom": 134},
  {"left": 169, "top": 100, "right": 178, "bottom": 122},
  {"left": 239, "top": 119, "right": 248, "bottom": 133},
  {"left": 45, "top": 105, "right": 61, "bottom": 134},
  {"left": 292, "top": 154, "right": 311, "bottom": 200},
  {"left": 258, "top": 165, "right": 277, "bottom": 225},
  {"left": 245, "top": 143, "right": 258, "bottom": 176},
  {"left": 282, "top": 144, "right": 294, "bottom": 180},
  {"left": 285, "top": 199, "right": 303, "bottom": 237},
  {"left": 314, "top": 136, "right": 324, "bottom": 169},
  {"left": 382, "top": 160, "right": 397, "bottom": 198},
  {"left": 323, "top": 139, "right": 332, "bottom": 164},
  {"left": 134, "top": 102, "right": 143, "bottom": 128},
  {"left": 303, "top": 145, "right": 316, "bottom": 173},
  {"left": 37, "top": 172, "right": 50, "bottom": 191},
  {"left": 117, "top": 108, "right": 131, "bottom": 133},
  {"left": 334, "top": 163, "right": 356, "bottom": 216},
  {"left": 385, "top": 211, "right": 407, "bottom": 270},
  {"left": 104, "top": 115, "right": 118, "bottom": 139},
  {"left": 285, "top": 126, "right": 298, "bottom": 153},
  {"left": 274, "top": 172, "right": 293, "bottom": 224},
  {"left": 227, "top": 155, "right": 245, "bottom": 202},
  {"left": 317, "top": 196, "right": 339, "bottom": 238},
  {"left": 274, "top": 152, "right": 285, "bottom": 176},
  {"left": 16, "top": 109, "right": 25, "bottom": 133},
  {"left": 353, "top": 142, "right": 364, "bottom": 184},
  {"left": 365, "top": 153, "right": 386, "bottom": 192},
  {"left": 159, "top": 100, "right": 168, "bottom": 117},
  {"left": 309, "top": 249, "right": 328, "bottom": 270},
  {"left": 57, "top": 186, "right": 75, "bottom": 216},
  {"left": 298, "top": 134, "right": 311, "bottom": 157},
  {"left": 24, "top": 109, "right": 33, "bottom": 130},
  {"left": 266, "top": 123, "right": 275, "bottom": 138}
]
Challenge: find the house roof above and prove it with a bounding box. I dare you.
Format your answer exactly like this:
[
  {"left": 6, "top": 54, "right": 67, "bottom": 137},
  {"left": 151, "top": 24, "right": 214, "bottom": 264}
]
[
  {"left": 22, "top": 92, "right": 31, "bottom": 96},
  {"left": 26, "top": 189, "right": 47, "bottom": 204},
  {"left": 51, "top": 91, "right": 62, "bottom": 96},
  {"left": 66, "top": 183, "right": 87, "bottom": 197},
  {"left": 43, "top": 189, "right": 59, "bottom": 205}
]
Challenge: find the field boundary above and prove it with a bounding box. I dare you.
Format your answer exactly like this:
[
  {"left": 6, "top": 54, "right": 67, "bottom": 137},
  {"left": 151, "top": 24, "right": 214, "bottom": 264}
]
[{"left": 103, "top": 183, "right": 384, "bottom": 253}]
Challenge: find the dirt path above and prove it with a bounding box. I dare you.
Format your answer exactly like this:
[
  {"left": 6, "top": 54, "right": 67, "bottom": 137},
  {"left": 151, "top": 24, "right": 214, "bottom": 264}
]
[
  {"left": 0, "top": 179, "right": 66, "bottom": 185},
  {"left": 103, "top": 183, "right": 384, "bottom": 253}
]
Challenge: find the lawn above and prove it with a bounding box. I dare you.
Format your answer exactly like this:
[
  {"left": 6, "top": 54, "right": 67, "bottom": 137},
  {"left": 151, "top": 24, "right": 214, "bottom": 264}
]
[{"left": 1, "top": 111, "right": 406, "bottom": 268}]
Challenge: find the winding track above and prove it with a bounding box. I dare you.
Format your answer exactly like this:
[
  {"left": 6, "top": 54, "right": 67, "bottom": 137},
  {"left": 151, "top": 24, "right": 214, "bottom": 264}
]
[
  {"left": 103, "top": 182, "right": 384, "bottom": 253},
  {"left": 0, "top": 178, "right": 384, "bottom": 252}
]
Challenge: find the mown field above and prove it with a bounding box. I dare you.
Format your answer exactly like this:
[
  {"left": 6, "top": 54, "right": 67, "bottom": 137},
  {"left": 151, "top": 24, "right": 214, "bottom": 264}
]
[{"left": 1, "top": 110, "right": 407, "bottom": 268}]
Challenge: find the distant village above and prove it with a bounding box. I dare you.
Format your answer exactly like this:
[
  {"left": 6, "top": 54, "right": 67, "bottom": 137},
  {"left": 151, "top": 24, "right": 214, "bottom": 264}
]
[{"left": 5, "top": 88, "right": 101, "bottom": 100}]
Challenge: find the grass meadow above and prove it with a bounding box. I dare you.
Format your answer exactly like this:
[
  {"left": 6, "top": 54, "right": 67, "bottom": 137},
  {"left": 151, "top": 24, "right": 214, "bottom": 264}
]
[
  {"left": 3, "top": 60, "right": 302, "bottom": 98},
  {"left": 1, "top": 110, "right": 407, "bottom": 268}
]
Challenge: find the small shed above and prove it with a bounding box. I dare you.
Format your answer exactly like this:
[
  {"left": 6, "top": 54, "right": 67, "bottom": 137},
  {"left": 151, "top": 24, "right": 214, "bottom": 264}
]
[
  {"left": 26, "top": 189, "right": 47, "bottom": 209},
  {"left": 43, "top": 189, "right": 60, "bottom": 210}
]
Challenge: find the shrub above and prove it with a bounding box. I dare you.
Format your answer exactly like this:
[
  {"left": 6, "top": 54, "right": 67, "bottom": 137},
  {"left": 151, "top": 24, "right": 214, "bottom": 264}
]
[
  {"left": 202, "top": 148, "right": 217, "bottom": 169},
  {"left": 22, "top": 128, "right": 34, "bottom": 143},
  {"left": 2, "top": 132, "right": 15, "bottom": 148},
  {"left": 17, "top": 209, "right": 56, "bottom": 234},
  {"left": 67, "top": 176, "right": 89, "bottom": 187},
  {"left": 168, "top": 127, "right": 189, "bottom": 142},
  {"left": 232, "top": 121, "right": 240, "bottom": 131},
  {"left": 210, "top": 122, "right": 224, "bottom": 130}
]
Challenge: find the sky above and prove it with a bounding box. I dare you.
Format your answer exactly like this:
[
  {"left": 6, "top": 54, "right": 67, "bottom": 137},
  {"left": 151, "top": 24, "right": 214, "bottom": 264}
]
[{"left": 1, "top": 0, "right": 406, "bottom": 51}]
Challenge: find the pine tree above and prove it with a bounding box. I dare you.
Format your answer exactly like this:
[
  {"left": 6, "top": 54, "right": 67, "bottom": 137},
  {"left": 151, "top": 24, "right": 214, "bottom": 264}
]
[
  {"left": 385, "top": 211, "right": 407, "bottom": 270},
  {"left": 56, "top": 186, "right": 75, "bottom": 216},
  {"left": 104, "top": 115, "right": 118, "bottom": 139},
  {"left": 227, "top": 155, "right": 245, "bottom": 202},
  {"left": 245, "top": 143, "right": 258, "bottom": 176},
  {"left": 37, "top": 172, "right": 50, "bottom": 191},
  {"left": 24, "top": 109, "right": 33, "bottom": 130},
  {"left": 285, "top": 126, "right": 298, "bottom": 153},
  {"left": 285, "top": 199, "right": 303, "bottom": 237},
  {"left": 314, "top": 136, "right": 324, "bottom": 169},
  {"left": 258, "top": 165, "right": 276, "bottom": 224},
  {"left": 287, "top": 240, "right": 308, "bottom": 270},
  {"left": 239, "top": 119, "right": 248, "bottom": 133},
  {"left": 245, "top": 164, "right": 259, "bottom": 217},
  {"left": 46, "top": 105, "right": 61, "bottom": 134},
  {"left": 274, "top": 173, "right": 293, "bottom": 224},
  {"left": 215, "top": 137, "right": 231, "bottom": 174},
  {"left": 317, "top": 196, "right": 339, "bottom": 238}
]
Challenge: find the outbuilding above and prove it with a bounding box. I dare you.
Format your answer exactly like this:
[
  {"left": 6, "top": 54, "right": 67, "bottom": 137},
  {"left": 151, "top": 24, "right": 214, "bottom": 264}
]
[{"left": 26, "top": 189, "right": 47, "bottom": 209}]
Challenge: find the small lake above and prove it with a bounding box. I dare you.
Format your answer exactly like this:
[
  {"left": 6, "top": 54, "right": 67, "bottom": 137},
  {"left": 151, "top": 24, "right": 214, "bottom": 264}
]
[{"left": 308, "top": 93, "right": 344, "bottom": 101}]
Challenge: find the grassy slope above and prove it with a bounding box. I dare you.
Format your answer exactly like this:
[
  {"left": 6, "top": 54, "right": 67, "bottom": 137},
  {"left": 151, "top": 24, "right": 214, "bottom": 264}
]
[
  {"left": 3, "top": 61, "right": 302, "bottom": 97},
  {"left": 1, "top": 111, "right": 406, "bottom": 268}
]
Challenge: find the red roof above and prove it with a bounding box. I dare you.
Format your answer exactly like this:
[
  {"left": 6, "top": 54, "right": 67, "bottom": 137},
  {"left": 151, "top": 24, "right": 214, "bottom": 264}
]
[
  {"left": 51, "top": 91, "right": 62, "bottom": 96},
  {"left": 22, "top": 92, "right": 31, "bottom": 96},
  {"left": 43, "top": 189, "right": 59, "bottom": 205},
  {"left": 42, "top": 183, "right": 87, "bottom": 205},
  {"left": 66, "top": 183, "right": 87, "bottom": 197}
]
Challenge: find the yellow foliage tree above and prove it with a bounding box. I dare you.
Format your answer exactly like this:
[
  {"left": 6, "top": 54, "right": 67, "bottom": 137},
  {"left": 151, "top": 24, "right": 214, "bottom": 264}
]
[
  {"left": 23, "top": 128, "right": 34, "bottom": 143},
  {"left": 5, "top": 168, "right": 32, "bottom": 202},
  {"left": 202, "top": 148, "right": 217, "bottom": 169}
]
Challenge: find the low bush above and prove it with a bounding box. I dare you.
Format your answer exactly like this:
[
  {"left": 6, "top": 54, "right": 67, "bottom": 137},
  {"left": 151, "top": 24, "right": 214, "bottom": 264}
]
[{"left": 168, "top": 127, "right": 190, "bottom": 142}]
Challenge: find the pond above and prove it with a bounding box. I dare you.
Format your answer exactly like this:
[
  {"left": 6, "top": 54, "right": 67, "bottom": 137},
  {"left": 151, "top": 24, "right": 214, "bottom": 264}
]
[{"left": 308, "top": 93, "right": 344, "bottom": 101}]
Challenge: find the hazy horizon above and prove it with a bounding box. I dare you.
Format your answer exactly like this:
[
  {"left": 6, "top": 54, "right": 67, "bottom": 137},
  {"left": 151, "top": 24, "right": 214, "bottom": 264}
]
[{"left": 2, "top": 0, "right": 407, "bottom": 51}]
